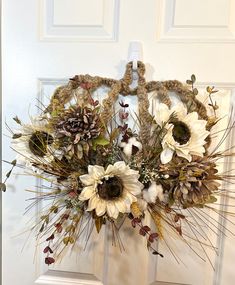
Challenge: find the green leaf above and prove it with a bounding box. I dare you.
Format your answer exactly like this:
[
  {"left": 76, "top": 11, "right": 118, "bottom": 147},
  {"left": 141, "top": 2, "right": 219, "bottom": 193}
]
[
  {"left": 51, "top": 110, "right": 59, "bottom": 117},
  {"left": 191, "top": 74, "right": 196, "bottom": 83},
  {"left": 186, "top": 80, "right": 192, "bottom": 85},
  {"left": 92, "top": 136, "right": 109, "bottom": 150},
  {"left": 0, "top": 183, "right": 6, "bottom": 192}
]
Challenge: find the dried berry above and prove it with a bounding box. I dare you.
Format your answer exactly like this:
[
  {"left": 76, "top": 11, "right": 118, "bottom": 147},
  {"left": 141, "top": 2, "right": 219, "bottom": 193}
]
[{"left": 45, "top": 257, "right": 55, "bottom": 265}]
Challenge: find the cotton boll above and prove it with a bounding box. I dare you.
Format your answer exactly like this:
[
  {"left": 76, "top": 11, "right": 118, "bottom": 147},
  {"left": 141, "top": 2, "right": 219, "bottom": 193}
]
[
  {"left": 143, "top": 182, "right": 164, "bottom": 203},
  {"left": 120, "top": 137, "right": 142, "bottom": 158}
]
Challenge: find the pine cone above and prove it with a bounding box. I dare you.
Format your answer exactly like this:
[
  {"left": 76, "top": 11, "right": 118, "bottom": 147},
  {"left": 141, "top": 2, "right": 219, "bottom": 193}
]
[
  {"left": 160, "top": 157, "right": 221, "bottom": 206},
  {"left": 56, "top": 106, "right": 100, "bottom": 143}
]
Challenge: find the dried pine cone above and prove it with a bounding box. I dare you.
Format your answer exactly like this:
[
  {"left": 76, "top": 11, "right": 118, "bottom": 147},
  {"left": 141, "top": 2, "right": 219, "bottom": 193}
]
[
  {"left": 160, "top": 157, "right": 221, "bottom": 206},
  {"left": 56, "top": 106, "right": 100, "bottom": 143}
]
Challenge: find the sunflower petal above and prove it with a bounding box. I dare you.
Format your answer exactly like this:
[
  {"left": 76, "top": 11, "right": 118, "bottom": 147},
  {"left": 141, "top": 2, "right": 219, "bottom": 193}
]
[
  {"left": 143, "top": 182, "right": 158, "bottom": 203},
  {"left": 176, "top": 149, "right": 192, "bottom": 162},
  {"left": 115, "top": 200, "right": 127, "bottom": 213},
  {"left": 160, "top": 147, "right": 174, "bottom": 164},
  {"left": 155, "top": 103, "right": 171, "bottom": 126},
  {"left": 113, "top": 161, "right": 127, "bottom": 172},
  {"left": 107, "top": 202, "right": 119, "bottom": 219},
  {"left": 88, "top": 165, "right": 105, "bottom": 179},
  {"left": 87, "top": 196, "right": 99, "bottom": 211},
  {"left": 79, "top": 186, "right": 95, "bottom": 201},
  {"left": 79, "top": 174, "right": 95, "bottom": 186},
  {"left": 95, "top": 200, "right": 106, "bottom": 216}
]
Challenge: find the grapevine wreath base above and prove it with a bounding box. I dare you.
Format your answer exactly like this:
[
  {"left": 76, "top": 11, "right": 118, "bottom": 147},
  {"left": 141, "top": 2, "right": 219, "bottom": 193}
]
[{"left": 4, "top": 61, "right": 235, "bottom": 266}]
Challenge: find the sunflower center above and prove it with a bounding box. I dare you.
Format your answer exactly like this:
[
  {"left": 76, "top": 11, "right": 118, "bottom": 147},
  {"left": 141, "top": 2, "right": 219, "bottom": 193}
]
[
  {"left": 172, "top": 121, "right": 191, "bottom": 145},
  {"left": 97, "top": 176, "right": 123, "bottom": 200},
  {"left": 28, "top": 131, "right": 53, "bottom": 157}
]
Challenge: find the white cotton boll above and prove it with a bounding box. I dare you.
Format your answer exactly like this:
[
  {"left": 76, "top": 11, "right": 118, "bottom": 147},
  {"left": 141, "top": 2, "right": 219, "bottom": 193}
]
[
  {"left": 155, "top": 184, "right": 164, "bottom": 201},
  {"left": 160, "top": 147, "right": 174, "bottom": 164},
  {"left": 162, "top": 192, "right": 169, "bottom": 203},
  {"left": 119, "top": 141, "right": 132, "bottom": 158},
  {"left": 143, "top": 182, "right": 164, "bottom": 203},
  {"left": 143, "top": 182, "right": 157, "bottom": 203},
  {"left": 120, "top": 137, "right": 142, "bottom": 158},
  {"left": 128, "top": 137, "right": 142, "bottom": 150}
]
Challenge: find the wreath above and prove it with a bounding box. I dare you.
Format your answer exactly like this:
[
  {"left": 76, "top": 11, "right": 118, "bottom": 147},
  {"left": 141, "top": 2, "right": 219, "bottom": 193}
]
[{"left": 4, "top": 62, "right": 234, "bottom": 265}]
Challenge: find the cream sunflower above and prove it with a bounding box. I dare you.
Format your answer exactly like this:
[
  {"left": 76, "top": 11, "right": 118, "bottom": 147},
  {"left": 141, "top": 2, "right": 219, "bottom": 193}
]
[
  {"left": 155, "top": 103, "right": 210, "bottom": 164},
  {"left": 12, "top": 117, "right": 56, "bottom": 168},
  {"left": 79, "top": 161, "right": 144, "bottom": 219}
]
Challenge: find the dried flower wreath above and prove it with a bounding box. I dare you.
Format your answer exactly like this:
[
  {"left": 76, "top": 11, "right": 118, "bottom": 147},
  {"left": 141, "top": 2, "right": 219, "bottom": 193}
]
[{"left": 3, "top": 62, "right": 235, "bottom": 266}]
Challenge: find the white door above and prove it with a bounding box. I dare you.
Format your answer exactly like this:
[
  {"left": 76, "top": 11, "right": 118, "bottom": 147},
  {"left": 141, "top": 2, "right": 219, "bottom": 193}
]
[{"left": 2, "top": 0, "right": 235, "bottom": 285}]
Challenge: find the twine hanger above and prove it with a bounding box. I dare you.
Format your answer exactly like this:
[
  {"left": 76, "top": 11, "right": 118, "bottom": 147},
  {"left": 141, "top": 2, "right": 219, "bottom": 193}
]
[{"left": 47, "top": 61, "right": 210, "bottom": 149}]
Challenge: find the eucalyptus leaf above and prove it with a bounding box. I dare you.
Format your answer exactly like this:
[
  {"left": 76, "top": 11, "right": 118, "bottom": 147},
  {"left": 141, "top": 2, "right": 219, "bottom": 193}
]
[
  {"left": 66, "top": 225, "right": 75, "bottom": 233},
  {"left": 39, "top": 223, "right": 44, "bottom": 233},
  {"left": 63, "top": 237, "right": 70, "bottom": 245},
  {"left": 191, "top": 74, "right": 196, "bottom": 83},
  {"left": 6, "top": 170, "right": 13, "bottom": 178},
  {"left": 168, "top": 191, "right": 175, "bottom": 207},
  {"left": 69, "top": 237, "right": 75, "bottom": 244},
  {"left": 0, "top": 182, "right": 6, "bottom": 192},
  {"left": 13, "top": 116, "right": 22, "bottom": 125},
  {"left": 95, "top": 217, "right": 103, "bottom": 233},
  {"left": 50, "top": 205, "right": 58, "bottom": 213},
  {"left": 12, "top": 133, "right": 22, "bottom": 139},
  {"left": 63, "top": 236, "right": 74, "bottom": 245},
  {"left": 11, "top": 159, "right": 17, "bottom": 166},
  {"left": 193, "top": 88, "right": 198, "bottom": 95},
  {"left": 51, "top": 110, "right": 58, "bottom": 117}
]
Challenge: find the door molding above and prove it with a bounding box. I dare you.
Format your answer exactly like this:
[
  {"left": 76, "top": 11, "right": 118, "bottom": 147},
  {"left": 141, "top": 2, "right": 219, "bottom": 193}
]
[{"left": 35, "top": 270, "right": 103, "bottom": 285}]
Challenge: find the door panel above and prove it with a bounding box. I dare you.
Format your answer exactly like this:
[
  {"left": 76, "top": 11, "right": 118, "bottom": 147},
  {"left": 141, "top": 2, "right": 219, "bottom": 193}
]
[{"left": 2, "top": 0, "right": 235, "bottom": 284}]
